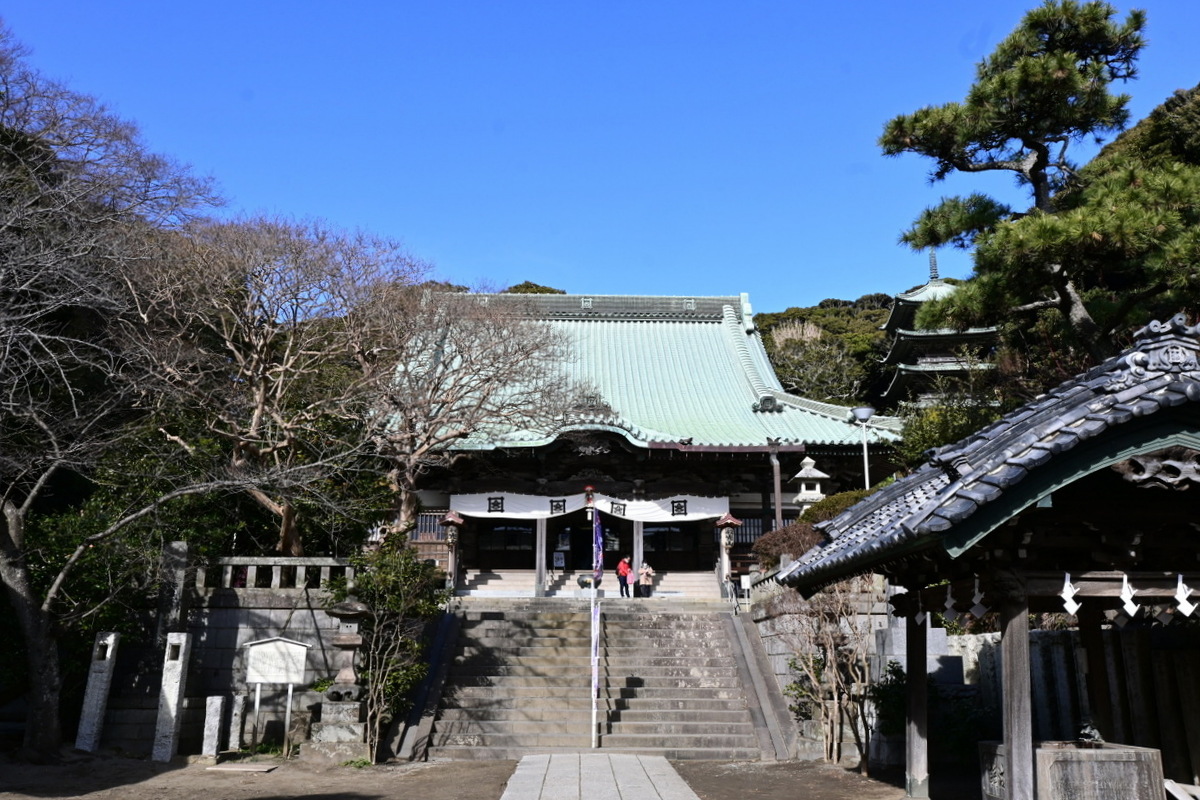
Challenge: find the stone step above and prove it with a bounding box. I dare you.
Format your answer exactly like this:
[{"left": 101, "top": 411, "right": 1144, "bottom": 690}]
[
  {"left": 605, "top": 721, "right": 754, "bottom": 736},
  {"left": 436, "top": 696, "right": 748, "bottom": 713},
  {"left": 425, "top": 744, "right": 763, "bottom": 761},
  {"left": 445, "top": 686, "right": 747, "bottom": 702},
  {"left": 609, "top": 709, "right": 752, "bottom": 723},
  {"left": 603, "top": 629, "right": 728, "bottom": 641},
  {"left": 457, "top": 637, "right": 591, "bottom": 648},
  {"left": 437, "top": 707, "right": 597, "bottom": 722},
  {"left": 431, "top": 732, "right": 594, "bottom": 748},
  {"left": 449, "top": 663, "right": 740, "bottom": 678},
  {"left": 461, "top": 618, "right": 591, "bottom": 629},
  {"left": 599, "top": 733, "right": 760, "bottom": 750},
  {"left": 456, "top": 650, "right": 737, "bottom": 666},
  {"left": 436, "top": 720, "right": 593, "bottom": 735},
  {"left": 445, "top": 676, "right": 592, "bottom": 689},
  {"left": 447, "top": 675, "right": 744, "bottom": 691},
  {"left": 610, "top": 697, "right": 749, "bottom": 712}
]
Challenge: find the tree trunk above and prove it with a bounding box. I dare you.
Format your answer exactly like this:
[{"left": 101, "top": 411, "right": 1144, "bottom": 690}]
[
  {"left": 0, "top": 510, "right": 63, "bottom": 758},
  {"left": 275, "top": 502, "right": 303, "bottom": 556},
  {"left": 394, "top": 488, "right": 421, "bottom": 538}
]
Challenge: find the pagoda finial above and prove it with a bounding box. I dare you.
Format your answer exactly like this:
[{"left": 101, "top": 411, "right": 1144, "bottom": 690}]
[{"left": 929, "top": 250, "right": 940, "bottom": 282}]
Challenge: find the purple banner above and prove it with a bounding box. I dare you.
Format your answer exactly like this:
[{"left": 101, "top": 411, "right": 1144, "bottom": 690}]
[{"left": 592, "top": 508, "right": 603, "bottom": 584}]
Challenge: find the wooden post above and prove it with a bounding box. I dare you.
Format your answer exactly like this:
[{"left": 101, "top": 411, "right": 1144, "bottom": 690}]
[
  {"left": 999, "top": 573, "right": 1034, "bottom": 800},
  {"left": 1077, "top": 603, "right": 1113, "bottom": 739},
  {"left": 906, "top": 608, "right": 929, "bottom": 798},
  {"left": 889, "top": 587, "right": 930, "bottom": 799}
]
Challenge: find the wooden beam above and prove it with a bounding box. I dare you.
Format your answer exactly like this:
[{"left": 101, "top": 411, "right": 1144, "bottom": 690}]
[{"left": 1024, "top": 570, "right": 1200, "bottom": 598}]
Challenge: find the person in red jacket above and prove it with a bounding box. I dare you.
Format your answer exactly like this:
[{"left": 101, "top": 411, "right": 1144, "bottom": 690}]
[{"left": 616, "top": 555, "right": 633, "bottom": 597}]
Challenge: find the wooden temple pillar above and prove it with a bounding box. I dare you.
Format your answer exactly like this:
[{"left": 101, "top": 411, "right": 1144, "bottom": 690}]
[
  {"left": 996, "top": 570, "right": 1034, "bottom": 800},
  {"left": 892, "top": 588, "right": 929, "bottom": 798},
  {"left": 534, "top": 518, "right": 547, "bottom": 597},
  {"left": 632, "top": 520, "right": 644, "bottom": 580}
]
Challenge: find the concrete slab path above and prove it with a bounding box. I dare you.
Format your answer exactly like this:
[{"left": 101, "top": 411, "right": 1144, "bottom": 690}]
[{"left": 499, "top": 754, "right": 701, "bottom": 800}]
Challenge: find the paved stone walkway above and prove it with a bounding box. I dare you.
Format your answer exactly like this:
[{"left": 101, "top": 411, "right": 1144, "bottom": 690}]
[{"left": 499, "top": 754, "right": 701, "bottom": 800}]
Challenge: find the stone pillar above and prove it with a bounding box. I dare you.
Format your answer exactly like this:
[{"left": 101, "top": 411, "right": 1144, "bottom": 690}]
[
  {"left": 75, "top": 632, "right": 120, "bottom": 752},
  {"left": 202, "top": 695, "right": 227, "bottom": 759},
  {"left": 997, "top": 572, "right": 1034, "bottom": 800},
  {"left": 152, "top": 632, "right": 192, "bottom": 763},
  {"left": 155, "top": 542, "right": 190, "bottom": 648},
  {"left": 228, "top": 694, "right": 246, "bottom": 751}
]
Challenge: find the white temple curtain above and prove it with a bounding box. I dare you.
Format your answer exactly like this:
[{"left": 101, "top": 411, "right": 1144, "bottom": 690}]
[{"left": 450, "top": 491, "right": 728, "bottom": 522}]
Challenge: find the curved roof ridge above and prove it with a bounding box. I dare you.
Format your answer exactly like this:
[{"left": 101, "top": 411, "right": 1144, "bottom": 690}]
[
  {"left": 721, "top": 302, "right": 775, "bottom": 400},
  {"left": 780, "top": 314, "right": 1200, "bottom": 593}
]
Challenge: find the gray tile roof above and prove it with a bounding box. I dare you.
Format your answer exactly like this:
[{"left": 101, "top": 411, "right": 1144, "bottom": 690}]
[{"left": 778, "top": 314, "right": 1200, "bottom": 594}]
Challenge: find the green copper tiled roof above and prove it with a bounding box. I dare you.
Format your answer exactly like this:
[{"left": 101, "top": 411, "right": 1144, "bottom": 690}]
[{"left": 468, "top": 293, "right": 899, "bottom": 450}]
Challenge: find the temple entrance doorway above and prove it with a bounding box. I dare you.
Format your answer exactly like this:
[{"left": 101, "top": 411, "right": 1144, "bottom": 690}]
[
  {"left": 547, "top": 511, "right": 631, "bottom": 573},
  {"left": 643, "top": 522, "right": 708, "bottom": 571}
]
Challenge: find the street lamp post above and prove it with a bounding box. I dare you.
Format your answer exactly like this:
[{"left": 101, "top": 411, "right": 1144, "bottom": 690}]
[{"left": 851, "top": 406, "right": 875, "bottom": 490}]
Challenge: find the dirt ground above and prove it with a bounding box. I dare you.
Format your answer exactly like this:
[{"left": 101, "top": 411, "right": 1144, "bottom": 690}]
[{"left": 0, "top": 752, "right": 985, "bottom": 800}]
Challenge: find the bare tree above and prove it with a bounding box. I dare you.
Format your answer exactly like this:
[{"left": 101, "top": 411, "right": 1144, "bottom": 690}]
[
  {"left": 771, "top": 337, "right": 867, "bottom": 404},
  {"left": 351, "top": 289, "right": 571, "bottom": 534},
  {"left": 124, "top": 217, "right": 427, "bottom": 555},
  {"left": 0, "top": 26, "right": 218, "bottom": 756},
  {"left": 772, "top": 576, "right": 886, "bottom": 775}
]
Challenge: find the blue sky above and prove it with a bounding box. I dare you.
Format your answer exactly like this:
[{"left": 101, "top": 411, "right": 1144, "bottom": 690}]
[{"left": 4, "top": 1, "right": 1199, "bottom": 312}]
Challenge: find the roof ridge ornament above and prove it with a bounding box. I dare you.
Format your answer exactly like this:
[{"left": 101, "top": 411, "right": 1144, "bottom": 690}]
[
  {"left": 753, "top": 395, "right": 782, "bottom": 412},
  {"left": 1105, "top": 314, "right": 1200, "bottom": 392}
]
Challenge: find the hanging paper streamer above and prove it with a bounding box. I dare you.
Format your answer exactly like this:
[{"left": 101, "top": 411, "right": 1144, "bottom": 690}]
[
  {"left": 915, "top": 592, "right": 927, "bottom": 627},
  {"left": 943, "top": 585, "right": 960, "bottom": 624},
  {"left": 971, "top": 577, "right": 989, "bottom": 619},
  {"left": 1176, "top": 574, "right": 1196, "bottom": 617},
  {"left": 1060, "top": 572, "right": 1081, "bottom": 615},
  {"left": 1120, "top": 574, "right": 1139, "bottom": 617}
]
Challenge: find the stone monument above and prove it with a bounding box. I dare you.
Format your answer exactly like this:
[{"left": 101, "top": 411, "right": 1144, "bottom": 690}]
[{"left": 75, "top": 632, "right": 120, "bottom": 753}]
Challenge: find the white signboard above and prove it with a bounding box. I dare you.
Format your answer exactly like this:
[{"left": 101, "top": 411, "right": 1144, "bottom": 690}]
[{"left": 244, "top": 638, "right": 310, "bottom": 684}]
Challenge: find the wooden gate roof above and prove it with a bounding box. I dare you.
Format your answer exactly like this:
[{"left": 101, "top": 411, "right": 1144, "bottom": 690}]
[{"left": 779, "top": 314, "right": 1200, "bottom": 596}]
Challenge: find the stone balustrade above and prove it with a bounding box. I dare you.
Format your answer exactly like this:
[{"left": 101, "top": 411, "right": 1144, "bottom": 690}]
[{"left": 193, "top": 557, "right": 354, "bottom": 592}]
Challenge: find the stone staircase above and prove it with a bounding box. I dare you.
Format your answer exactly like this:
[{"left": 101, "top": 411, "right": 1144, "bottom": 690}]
[
  {"left": 458, "top": 569, "right": 723, "bottom": 600},
  {"left": 599, "top": 607, "right": 762, "bottom": 759},
  {"left": 429, "top": 606, "right": 595, "bottom": 758},
  {"left": 423, "top": 598, "right": 771, "bottom": 760}
]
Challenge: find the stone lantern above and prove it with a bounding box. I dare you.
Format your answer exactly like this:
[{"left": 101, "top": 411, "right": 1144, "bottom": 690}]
[
  {"left": 791, "top": 456, "right": 829, "bottom": 516},
  {"left": 304, "top": 589, "right": 371, "bottom": 764},
  {"left": 714, "top": 513, "right": 743, "bottom": 591},
  {"left": 440, "top": 510, "right": 464, "bottom": 591},
  {"left": 324, "top": 592, "right": 369, "bottom": 702}
]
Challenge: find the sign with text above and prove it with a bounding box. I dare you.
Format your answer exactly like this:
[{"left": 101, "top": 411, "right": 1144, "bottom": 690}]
[{"left": 244, "top": 638, "right": 310, "bottom": 684}]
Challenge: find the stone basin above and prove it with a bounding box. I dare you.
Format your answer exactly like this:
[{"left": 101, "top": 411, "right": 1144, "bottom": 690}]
[{"left": 980, "top": 740, "right": 1164, "bottom": 800}]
